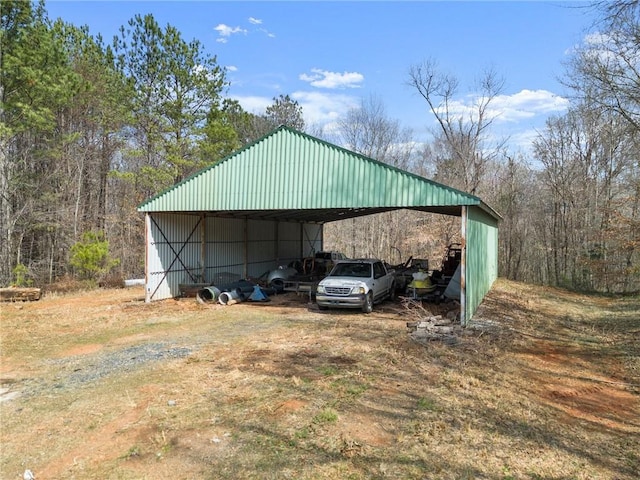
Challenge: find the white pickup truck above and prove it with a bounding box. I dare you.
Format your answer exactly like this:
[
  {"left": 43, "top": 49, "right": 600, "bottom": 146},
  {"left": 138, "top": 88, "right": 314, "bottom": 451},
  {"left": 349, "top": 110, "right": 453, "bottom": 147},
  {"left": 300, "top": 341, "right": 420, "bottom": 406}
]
[{"left": 315, "top": 259, "right": 396, "bottom": 313}]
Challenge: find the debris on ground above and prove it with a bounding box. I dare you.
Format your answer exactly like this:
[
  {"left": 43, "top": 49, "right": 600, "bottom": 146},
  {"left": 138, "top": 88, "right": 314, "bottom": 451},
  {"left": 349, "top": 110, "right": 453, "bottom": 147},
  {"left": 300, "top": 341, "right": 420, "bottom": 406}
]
[
  {"left": 402, "top": 297, "right": 467, "bottom": 344},
  {"left": 0, "top": 287, "right": 41, "bottom": 302},
  {"left": 195, "top": 279, "right": 274, "bottom": 306}
]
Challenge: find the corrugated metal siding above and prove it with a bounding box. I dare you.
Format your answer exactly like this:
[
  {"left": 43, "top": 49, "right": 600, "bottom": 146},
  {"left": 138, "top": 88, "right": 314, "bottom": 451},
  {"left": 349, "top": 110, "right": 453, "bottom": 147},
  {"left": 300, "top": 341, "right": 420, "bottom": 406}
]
[
  {"left": 141, "top": 127, "right": 500, "bottom": 307},
  {"left": 465, "top": 206, "right": 499, "bottom": 322},
  {"left": 138, "top": 127, "right": 482, "bottom": 213},
  {"left": 146, "top": 213, "right": 203, "bottom": 301},
  {"left": 271, "top": 223, "right": 321, "bottom": 268},
  {"left": 205, "top": 216, "right": 246, "bottom": 283},
  {"left": 302, "top": 224, "right": 323, "bottom": 257},
  {"left": 277, "top": 222, "right": 301, "bottom": 264},
  {"left": 248, "top": 220, "right": 277, "bottom": 276},
  {"left": 146, "top": 213, "right": 324, "bottom": 300}
]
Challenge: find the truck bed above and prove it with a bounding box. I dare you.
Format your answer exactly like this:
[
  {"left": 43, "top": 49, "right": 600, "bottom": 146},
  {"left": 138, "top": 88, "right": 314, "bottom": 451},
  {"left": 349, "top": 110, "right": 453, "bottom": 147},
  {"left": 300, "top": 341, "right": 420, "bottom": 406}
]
[{"left": 283, "top": 275, "right": 322, "bottom": 295}]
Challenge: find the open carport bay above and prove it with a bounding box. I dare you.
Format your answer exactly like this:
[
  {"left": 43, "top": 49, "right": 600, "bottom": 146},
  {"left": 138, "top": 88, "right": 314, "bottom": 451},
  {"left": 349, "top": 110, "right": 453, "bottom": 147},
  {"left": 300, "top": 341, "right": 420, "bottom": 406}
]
[{"left": 1, "top": 281, "right": 638, "bottom": 479}]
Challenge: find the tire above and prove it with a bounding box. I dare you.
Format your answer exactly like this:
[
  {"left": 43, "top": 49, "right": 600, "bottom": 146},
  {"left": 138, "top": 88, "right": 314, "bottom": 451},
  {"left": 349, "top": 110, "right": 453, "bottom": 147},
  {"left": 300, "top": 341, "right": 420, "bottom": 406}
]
[
  {"left": 270, "top": 278, "right": 284, "bottom": 292},
  {"left": 362, "top": 292, "right": 373, "bottom": 314},
  {"left": 388, "top": 282, "right": 396, "bottom": 302}
]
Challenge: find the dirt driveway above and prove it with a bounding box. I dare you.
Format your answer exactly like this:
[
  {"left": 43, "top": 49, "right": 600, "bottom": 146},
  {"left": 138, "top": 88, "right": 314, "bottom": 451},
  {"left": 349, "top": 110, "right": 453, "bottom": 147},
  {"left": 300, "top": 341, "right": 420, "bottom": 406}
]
[{"left": 1, "top": 281, "right": 638, "bottom": 479}]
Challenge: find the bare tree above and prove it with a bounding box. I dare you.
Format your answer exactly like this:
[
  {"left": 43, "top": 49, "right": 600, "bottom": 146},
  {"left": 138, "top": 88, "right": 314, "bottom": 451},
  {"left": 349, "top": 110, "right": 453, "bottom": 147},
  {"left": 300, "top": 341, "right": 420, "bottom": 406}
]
[
  {"left": 532, "top": 102, "right": 638, "bottom": 291},
  {"left": 408, "top": 60, "right": 507, "bottom": 195},
  {"left": 483, "top": 154, "right": 534, "bottom": 281},
  {"left": 566, "top": 1, "right": 640, "bottom": 130},
  {"left": 337, "top": 94, "right": 412, "bottom": 168},
  {"left": 324, "top": 95, "right": 418, "bottom": 261},
  {"left": 552, "top": 0, "right": 640, "bottom": 292}
]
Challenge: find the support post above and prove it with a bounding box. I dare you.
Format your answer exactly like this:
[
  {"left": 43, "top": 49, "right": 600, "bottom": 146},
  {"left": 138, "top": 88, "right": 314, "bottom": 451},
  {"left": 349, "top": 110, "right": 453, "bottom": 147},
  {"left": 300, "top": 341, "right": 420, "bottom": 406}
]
[
  {"left": 200, "top": 213, "right": 206, "bottom": 283},
  {"left": 144, "top": 213, "right": 151, "bottom": 303},
  {"left": 299, "top": 223, "right": 304, "bottom": 259},
  {"left": 460, "top": 206, "right": 467, "bottom": 327},
  {"left": 243, "top": 217, "right": 249, "bottom": 279},
  {"left": 275, "top": 220, "right": 280, "bottom": 265}
]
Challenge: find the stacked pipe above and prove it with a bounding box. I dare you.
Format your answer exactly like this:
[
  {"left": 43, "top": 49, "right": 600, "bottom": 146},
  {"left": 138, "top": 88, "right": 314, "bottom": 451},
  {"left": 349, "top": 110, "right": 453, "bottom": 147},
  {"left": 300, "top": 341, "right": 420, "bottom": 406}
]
[
  {"left": 218, "top": 289, "right": 244, "bottom": 305},
  {"left": 196, "top": 286, "right": 221, "bottom": 304},
  {"left": 197, "top": 279, "right": 257, "bottom": 305}
]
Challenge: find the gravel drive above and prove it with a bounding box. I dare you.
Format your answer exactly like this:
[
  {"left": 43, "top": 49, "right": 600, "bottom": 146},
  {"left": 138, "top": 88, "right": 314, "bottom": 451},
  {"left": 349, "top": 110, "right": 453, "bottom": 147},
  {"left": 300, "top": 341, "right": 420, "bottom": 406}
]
[{"left": 9, "top": 342, "right": 196, "bottom": 401}]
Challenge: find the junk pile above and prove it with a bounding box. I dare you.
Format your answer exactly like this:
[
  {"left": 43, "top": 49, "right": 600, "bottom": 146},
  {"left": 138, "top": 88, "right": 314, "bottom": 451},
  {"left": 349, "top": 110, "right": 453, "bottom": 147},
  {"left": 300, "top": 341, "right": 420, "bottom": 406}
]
[
  {"left": 406, "top": 270, "right": 436, "bottom": 294},
  {"left": 403, "top": 298, "right": 466, "bottom": 344},
  {"left": 396, "top": 244, "right": 463, "bottom": 303},
  {"left": 0, "top": 287, "right": 41, "bottom": 302},
  {"left": 196, "top": 279, "right": 273, "bottom": 306},
  {"left": 406, "top": 312, "right": 462, "bottom": 344}
]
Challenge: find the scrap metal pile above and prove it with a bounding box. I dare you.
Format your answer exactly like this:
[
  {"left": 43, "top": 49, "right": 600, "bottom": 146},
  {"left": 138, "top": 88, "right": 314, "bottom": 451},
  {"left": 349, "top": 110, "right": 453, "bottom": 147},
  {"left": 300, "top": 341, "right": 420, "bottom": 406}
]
[
  {"left": 390, "top": 243, "right": 462, "bottom": 304},
  {"left": 195, "top": 279, "right": 273, "bottom": 306}
]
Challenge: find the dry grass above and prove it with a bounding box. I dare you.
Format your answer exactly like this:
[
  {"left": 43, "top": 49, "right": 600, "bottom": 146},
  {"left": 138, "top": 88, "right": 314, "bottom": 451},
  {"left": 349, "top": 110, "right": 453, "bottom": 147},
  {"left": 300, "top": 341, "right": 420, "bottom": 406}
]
[{"left": 1, "top": 279, "right": 638, "bottom": 479}]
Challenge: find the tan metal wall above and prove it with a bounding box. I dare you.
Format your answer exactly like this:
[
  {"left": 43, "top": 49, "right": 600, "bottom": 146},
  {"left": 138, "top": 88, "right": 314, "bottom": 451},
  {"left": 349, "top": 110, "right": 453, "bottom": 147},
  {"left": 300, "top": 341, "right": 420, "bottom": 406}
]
[{"left": 145, "top": 213, "right": 321, "bottom": 301}]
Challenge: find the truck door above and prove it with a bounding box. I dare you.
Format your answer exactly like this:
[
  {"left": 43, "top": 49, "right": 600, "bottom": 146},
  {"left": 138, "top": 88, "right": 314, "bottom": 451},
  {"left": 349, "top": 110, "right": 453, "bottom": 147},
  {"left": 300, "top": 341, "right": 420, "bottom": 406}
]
[{"left": 373, "top": 262, "right": 387, "bottom": 299}]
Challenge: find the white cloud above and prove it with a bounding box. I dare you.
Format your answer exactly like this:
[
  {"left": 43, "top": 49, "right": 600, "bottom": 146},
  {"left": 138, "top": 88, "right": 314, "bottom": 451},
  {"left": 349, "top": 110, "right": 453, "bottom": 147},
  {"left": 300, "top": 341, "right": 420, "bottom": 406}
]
[
  {"left": 292, "top": 90, "right": 360, "bottom": 125},
  {"left": 260, "top": 28, "right": 276, "bottom": 38},
  {"left": 215, "top": 19, "right": 274, "bottom": 42},
  {"left": 583, "top": 32, "right": 610, "bottom": 47},
  {"left": 433, "top": 89, "right": 569, "bottom": 125},
  {"left": 578, "top": 31, "right": 640, "bottom": 68},
  {"left": 508, "top": 128, "right": 543, "bottom": 151},
  {"left": 230, "top": 95, "right": 273, "bottom": 115},
  {"left": 492, "top": 89, "right": 569, "bottom": 122},
  {"left": 214, "top": 23, "right": 247, "bottom": 41},
  {"left": 230, "top": 90, "right": 360, "bottom": 133},
  {"left": 225, "top": 65, "right": 238, "bottom": 72},
  {"left": 299, "top": 69, "right": 364, "bottom": 89}
]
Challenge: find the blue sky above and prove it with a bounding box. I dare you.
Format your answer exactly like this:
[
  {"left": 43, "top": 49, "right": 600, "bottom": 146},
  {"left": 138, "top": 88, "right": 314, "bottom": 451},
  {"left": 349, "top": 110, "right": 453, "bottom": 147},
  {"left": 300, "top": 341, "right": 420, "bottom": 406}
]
[{"left": 46, "top": 1, "right": 597, "bottom": 153}]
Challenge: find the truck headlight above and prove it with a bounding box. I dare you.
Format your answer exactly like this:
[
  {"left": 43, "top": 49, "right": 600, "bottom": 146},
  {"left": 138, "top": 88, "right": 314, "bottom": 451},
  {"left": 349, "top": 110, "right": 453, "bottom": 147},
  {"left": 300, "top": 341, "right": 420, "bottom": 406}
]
[
  {"left": 356, "top": 286, "right": 365, "bottom": 294},
  {"left": 316, "top": 285, "right": 325, "bottom": 293}
]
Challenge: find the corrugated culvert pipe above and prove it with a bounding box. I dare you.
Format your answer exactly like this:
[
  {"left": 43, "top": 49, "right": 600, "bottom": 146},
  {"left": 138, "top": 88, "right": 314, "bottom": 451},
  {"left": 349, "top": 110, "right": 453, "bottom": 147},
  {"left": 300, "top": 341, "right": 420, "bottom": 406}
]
[
  {"left": 218, "top": 289, "right": 244, "bottom": 305},
  {"left": 196, "top": 286, "right": 221, "bottom": 304}
]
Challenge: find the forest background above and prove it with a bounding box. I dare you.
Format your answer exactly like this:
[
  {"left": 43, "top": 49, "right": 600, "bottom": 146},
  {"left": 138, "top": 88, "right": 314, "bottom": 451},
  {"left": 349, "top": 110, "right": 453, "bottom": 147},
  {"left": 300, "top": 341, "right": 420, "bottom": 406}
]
[{"left": 1, "top": 0, "right": 638, "bottom": 293}]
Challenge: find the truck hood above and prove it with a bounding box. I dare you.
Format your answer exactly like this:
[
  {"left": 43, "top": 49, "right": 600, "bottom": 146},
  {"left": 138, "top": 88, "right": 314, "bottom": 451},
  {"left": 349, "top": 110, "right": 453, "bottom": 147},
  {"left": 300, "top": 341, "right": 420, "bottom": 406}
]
[{"left": 319, "top": 277, "right": 366, "bottom": 287}]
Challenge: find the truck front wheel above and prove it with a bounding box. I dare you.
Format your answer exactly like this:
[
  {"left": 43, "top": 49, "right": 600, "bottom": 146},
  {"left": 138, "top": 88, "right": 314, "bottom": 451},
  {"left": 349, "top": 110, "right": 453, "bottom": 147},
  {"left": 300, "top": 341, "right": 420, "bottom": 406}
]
[
  {"left": 362, "top": 292, "right": 373, "bottom": 313},
  {"left": 388, "top": 282, "right": 396, "bottom": 302}
]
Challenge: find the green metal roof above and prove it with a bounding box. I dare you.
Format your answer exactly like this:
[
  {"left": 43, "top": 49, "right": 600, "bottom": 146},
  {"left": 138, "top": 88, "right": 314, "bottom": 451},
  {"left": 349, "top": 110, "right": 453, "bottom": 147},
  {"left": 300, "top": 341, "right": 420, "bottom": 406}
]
[{"left": 138, "top": 126, "right": 499, "bottom": 223}]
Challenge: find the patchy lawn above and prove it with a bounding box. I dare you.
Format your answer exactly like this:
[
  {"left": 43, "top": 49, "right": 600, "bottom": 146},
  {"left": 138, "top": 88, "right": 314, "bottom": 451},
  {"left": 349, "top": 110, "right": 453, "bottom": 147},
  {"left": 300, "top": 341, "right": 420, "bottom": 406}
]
[{"left": 1, "top": 279, "right": 638, "bottom": 479}]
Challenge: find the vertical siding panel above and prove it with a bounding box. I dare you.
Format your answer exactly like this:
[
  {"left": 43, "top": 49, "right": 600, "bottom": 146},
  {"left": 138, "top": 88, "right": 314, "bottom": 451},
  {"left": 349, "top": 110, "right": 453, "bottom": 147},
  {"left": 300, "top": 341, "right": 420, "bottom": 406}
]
[
  {"left": 466, "top": 206, "right": 499, "bottom": 322},
  {"left": 146, "top": 213, "right": 202, "bottom": 300}
]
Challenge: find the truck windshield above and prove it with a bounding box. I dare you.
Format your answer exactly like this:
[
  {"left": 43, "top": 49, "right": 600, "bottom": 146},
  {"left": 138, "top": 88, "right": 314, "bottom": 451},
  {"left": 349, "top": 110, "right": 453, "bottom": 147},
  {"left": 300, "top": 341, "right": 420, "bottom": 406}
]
[{"left": 330, "top": 263, "right": 371, "bottom": 278}]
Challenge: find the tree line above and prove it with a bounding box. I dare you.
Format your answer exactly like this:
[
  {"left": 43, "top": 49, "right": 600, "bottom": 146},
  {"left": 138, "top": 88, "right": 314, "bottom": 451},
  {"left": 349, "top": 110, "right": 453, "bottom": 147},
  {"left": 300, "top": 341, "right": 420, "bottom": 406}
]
[
  {"left": 1, "top": 0, "right": 638, "bottom": 293},
  {"left": 1, "top": 1, "right": 304, "bottom": 286}
]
